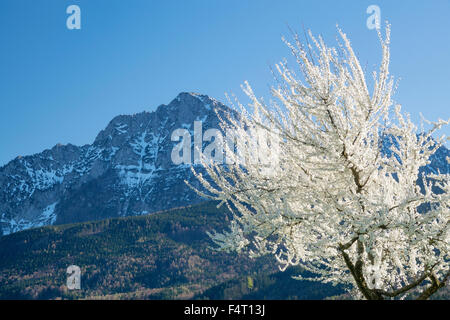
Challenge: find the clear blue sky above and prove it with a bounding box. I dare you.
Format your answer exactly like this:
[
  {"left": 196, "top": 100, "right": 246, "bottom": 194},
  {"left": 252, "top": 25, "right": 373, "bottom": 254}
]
[{"left": 0, "top": 0, "right": 449, "bottom": 166}]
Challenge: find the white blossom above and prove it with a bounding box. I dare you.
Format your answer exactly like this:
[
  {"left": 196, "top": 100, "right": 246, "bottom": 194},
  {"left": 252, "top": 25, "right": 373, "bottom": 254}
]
[{"left": 191, "top": 24, "right": 449, "bottom": 300}]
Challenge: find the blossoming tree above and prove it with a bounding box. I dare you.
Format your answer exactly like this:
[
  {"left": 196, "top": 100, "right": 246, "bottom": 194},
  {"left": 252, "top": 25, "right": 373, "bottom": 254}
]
[{"left": 191, "top": 25, "right": 449, "bottom": 299}]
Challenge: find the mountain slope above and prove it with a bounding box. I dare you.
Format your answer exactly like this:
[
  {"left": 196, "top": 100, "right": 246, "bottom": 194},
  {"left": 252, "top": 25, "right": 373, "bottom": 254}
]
[
  {"left": 193, "top": 266, "right": 345, "bottom": 300},
  {"left": 0, "top": 201, "right": 331, "bottom": 300}
]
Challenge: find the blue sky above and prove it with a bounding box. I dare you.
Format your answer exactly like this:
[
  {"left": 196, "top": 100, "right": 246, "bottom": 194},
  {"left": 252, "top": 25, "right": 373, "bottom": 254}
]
[{"left": 0, "top": 0, "right": 449, "bottom": 166}]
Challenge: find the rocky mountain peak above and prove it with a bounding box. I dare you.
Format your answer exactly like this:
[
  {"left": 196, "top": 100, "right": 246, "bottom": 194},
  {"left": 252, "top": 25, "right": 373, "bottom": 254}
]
[{"left": 0, "top": 93, "right": 230, "bottom": 236}]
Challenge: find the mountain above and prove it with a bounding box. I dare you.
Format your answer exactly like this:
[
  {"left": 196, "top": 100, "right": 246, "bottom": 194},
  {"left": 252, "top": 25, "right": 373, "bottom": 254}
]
[
  {"left": 0, "top": 201, "right": 341, "bottom": 300},
  {"left": 0, "top": 93, "right": 233, "bottom": 236},
  {"left": 1, "top": 92, "right": 449, "bottom": 236}
]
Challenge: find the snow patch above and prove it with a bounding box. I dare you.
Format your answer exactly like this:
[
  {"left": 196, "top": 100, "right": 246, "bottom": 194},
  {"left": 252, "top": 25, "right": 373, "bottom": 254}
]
[
  {"left": 39, "top": 202, "right": 58, "bottom": 226},
  {"left": 115, "top": 123, "right": 128, "bottom": 134},
  {"left": 116, "top": 132, "right": 161, "bottom": 200},
  {"left": 0, "top": 202, "right": 57, "bottom": 235}
]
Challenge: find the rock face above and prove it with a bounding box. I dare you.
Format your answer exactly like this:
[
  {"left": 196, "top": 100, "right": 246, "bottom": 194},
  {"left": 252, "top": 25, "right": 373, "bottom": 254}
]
[
  {"left": 0, "top": 93, "right": 233, "bottom": 235},
  {"left": 0, "top": 92, "right": 448, "bottom": 236}
]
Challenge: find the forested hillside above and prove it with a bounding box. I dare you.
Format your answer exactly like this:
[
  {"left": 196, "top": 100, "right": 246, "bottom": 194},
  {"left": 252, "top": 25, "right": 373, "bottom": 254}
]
[{"left": 0, "top": 201, "right": 343, "bottom": 300}]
